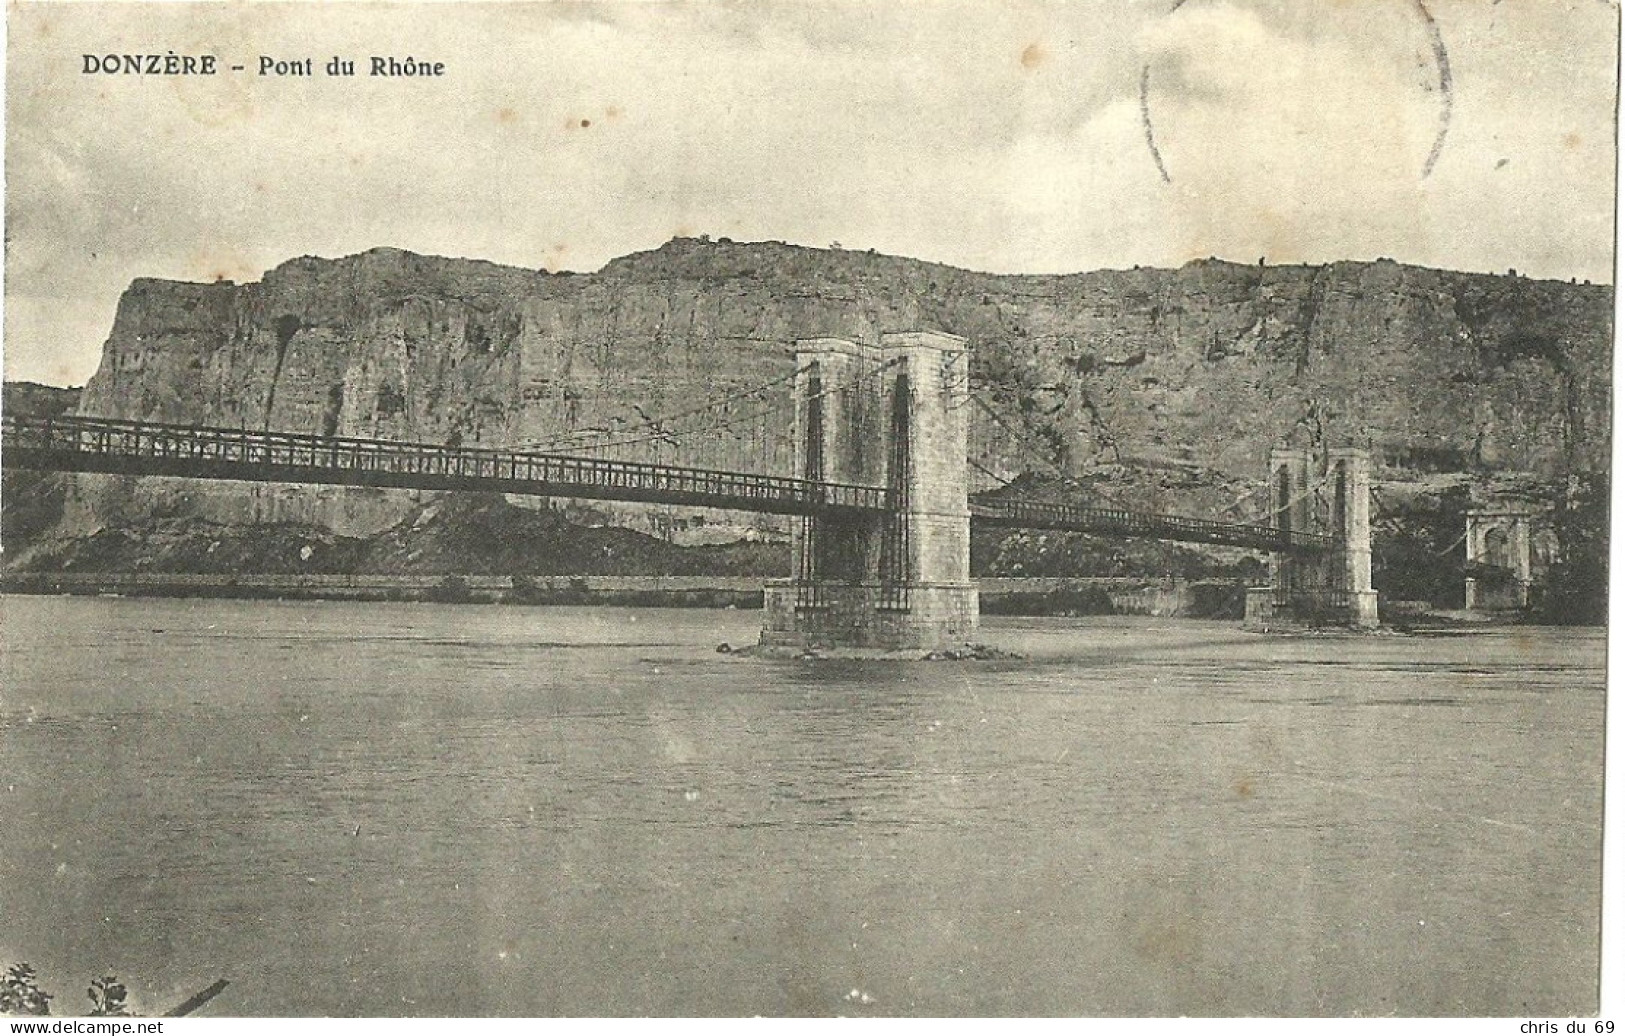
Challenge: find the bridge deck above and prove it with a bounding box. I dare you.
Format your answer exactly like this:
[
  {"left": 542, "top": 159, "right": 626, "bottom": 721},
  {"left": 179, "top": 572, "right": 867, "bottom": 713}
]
[
  {"left": 1, "top": 414, "right": 889, "bottom": 516},
  {"left": 968, "top": 498, "right": 1337, "bottom": 554},
  {"left": 3, "top": 415, "right": 1336, "bottom": 554}
]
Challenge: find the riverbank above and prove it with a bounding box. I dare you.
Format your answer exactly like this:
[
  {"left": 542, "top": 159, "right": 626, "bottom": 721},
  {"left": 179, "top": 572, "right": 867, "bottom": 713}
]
[{"left": 0, "top": 572, "right": 1253, "bottom": 617}]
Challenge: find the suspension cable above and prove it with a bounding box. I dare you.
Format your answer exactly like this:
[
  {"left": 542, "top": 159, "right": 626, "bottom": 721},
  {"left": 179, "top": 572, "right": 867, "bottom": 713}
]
[
  {"left": 967, "top": 391, "right": 1148, "bottom": 510},
  {"left": 1215, "top": 481, "right": 1267, "bottom": 515},
  {"left": 561, "top": 356, "right": 903, "bottom": 458},
  {"left": 969, "top": 394, "right": 1065, "bottom": 477},
  {"left": 1435, "top": 526, "right": 1471, "bottom": 556},
  {"left": 512, "top": 363, "right": 814, "bottom": 452},
  {"left": 968, "top": 456, "right": 1014, "bottom": 487}
]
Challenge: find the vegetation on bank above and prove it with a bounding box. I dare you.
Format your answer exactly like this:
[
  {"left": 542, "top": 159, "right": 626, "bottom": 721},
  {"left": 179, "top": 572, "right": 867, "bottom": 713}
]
[
  {"left": 1536, "top": 472, "right": 1609, "bottom": 625},
  {"left": 1, "top": 964, "right": 228, "bottom": 1019},
  {"left": 1, "top": 964, "right": 128, "bottom": 1017},
  {"left": 6, "top": 493, "right": 788, "bottom": 579}
]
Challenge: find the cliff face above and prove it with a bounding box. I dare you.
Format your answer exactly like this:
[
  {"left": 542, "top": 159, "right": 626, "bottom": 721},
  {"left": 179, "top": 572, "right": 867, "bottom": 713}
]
[
  {"left": 2, "top": 382, "right": 80, "bottom": 419},
  {"left": 1, "top": 383, "right": 81, "bottom": 552},
  {"left": 32, "top": 239, "right": 1616, "bottom": 563}
]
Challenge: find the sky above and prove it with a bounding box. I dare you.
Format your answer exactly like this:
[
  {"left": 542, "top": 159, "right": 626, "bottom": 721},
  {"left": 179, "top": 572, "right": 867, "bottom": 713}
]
[{"left": 2, "top": 0, "right": 1618, "bottom": 386}]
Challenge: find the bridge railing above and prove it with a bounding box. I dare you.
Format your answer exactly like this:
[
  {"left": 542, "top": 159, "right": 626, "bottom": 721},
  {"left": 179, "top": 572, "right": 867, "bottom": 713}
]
[
  {"left": 5, "top": 415, "right": 1343, "bottom": 552},
  {"left": 1, "top": 414, "right": 890, "bottom": 514},
  {"left": 969, "top": 496, "right": 1339, "bottom": 554}
]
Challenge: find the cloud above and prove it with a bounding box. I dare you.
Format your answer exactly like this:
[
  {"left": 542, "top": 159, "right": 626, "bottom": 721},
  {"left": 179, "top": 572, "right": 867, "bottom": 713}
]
[{"left": 1, "top": 0, "right": 1615, "bottom": 386}]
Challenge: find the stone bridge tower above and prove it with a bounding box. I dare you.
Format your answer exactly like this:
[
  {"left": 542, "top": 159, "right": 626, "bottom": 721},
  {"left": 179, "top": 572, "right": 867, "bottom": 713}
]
[
  {"left": 759, "top": 332, "right": 978, "bottom": 651},
  {"left": 1245, "top": 445, "right": 1379, "bottom": 628}
]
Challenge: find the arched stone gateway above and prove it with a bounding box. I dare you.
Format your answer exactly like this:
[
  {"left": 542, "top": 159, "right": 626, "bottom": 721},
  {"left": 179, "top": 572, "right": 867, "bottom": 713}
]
[{"left": 1464, "top": 504, "right": 1542, "bottom": 610}]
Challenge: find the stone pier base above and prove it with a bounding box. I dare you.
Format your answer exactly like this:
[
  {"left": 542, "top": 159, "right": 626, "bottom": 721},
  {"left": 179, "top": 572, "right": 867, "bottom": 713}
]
[
  {"left": 1348, "top": 590, "right": 1380, "bottom": 627},
  {"left": 1245, "top": 587, "right": 1380, "bottom": 630},
  {"left": 760, "top": 581, "right": 979, "bottom": 651},
  {"left": 1243, "top": 588, "right": 1274, "bottom": 628}
]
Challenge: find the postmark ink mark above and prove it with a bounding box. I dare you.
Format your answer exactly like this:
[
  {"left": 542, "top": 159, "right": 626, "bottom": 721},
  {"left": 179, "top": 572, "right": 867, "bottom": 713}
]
[
  {"left": 1140, "top": 64, "right": 1171, "bottom": 184},
  {"left": 1139, "top": 0, "right": 1454, "bottom": 182},
  {"left": 1414, "top": 0, "right": 1453, "bottom": 179}
]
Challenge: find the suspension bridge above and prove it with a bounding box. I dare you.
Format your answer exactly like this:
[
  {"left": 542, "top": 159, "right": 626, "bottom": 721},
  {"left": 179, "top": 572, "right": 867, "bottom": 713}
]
[{"left": 1, "top": 330, "right": 1378, "bottom": 647}]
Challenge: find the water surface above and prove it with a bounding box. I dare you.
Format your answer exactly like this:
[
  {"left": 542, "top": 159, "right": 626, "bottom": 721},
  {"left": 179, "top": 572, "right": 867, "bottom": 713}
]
[{"left": 0, "top": 596, "right": 1604, "bottom": 1015}]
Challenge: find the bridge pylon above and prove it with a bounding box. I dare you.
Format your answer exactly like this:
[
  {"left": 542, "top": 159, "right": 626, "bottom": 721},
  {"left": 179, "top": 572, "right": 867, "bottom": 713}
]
[
  {"left": 1464, "top": 502, "right": 1543, "bottom": 610},
  {"left": 760, "top": 332, "right": 979, "bottom": 651},
  {"left": 1245, "top": 445, "right": 1380, "bottom": 629}
]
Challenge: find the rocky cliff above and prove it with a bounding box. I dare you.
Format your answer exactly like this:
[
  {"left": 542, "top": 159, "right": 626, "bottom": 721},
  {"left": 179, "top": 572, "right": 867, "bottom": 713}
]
[
  {"left": 8, "top": 238, "right": 1613, "bottom": 590},
  {"left": 1, "top": 383, "right": 81, "bottom": 553}
]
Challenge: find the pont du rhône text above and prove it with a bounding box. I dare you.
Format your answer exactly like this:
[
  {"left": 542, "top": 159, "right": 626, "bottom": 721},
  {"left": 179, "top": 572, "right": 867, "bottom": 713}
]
[{"left": 81, "top": 54, "right": 444, "bottom": 77}]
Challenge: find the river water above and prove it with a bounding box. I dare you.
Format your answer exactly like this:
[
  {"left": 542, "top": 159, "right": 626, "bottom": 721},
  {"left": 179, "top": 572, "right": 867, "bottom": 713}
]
[{"left": 0, "top": 595, "right": 1604, "bottom": 1016}]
